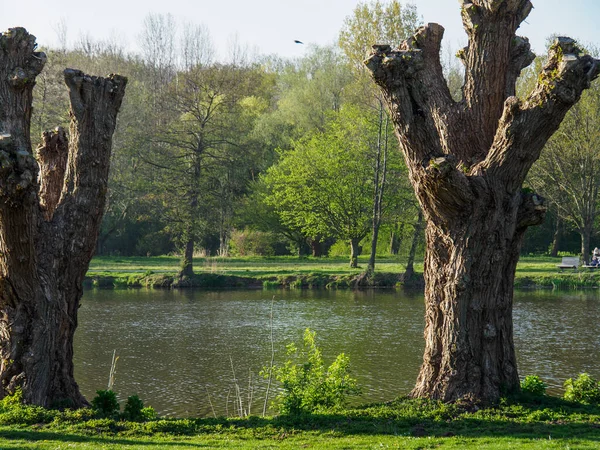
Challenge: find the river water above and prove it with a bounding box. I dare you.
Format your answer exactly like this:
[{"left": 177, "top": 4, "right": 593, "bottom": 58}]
[{"left": 73, "top": 288, "right": 600, "bottom": 417}]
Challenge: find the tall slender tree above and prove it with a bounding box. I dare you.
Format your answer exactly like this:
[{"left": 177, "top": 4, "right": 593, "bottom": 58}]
[
  {"left": 366, "top": 1, "right": 600, "bottom": 402},
  {"left": 0, "top": 28, "right": 126, "bottom": 406}
]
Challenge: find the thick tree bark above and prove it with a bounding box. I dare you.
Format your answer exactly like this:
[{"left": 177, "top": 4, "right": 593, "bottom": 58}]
[
  {"left": 0, "top": 28, "right": 126, "bottom": 407},
  {"left": 366, "top": 1, "right": 599, "bottom": 402}
]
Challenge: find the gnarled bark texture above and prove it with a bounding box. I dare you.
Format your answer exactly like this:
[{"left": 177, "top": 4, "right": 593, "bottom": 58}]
[
  {"left": 365, "top": 1, "right": 600, "bottom": 402},
  {"left": 0, "top": 28, "right": 127, "bottom": 407}
]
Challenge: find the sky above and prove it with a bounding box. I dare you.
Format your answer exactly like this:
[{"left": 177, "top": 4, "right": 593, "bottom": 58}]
[{"left": 1, "top": 0, "right": 599, "bottom": 60}]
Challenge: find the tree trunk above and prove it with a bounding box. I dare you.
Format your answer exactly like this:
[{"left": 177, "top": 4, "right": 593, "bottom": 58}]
[
  {"left": 405, "top": 210, "right": 423, "bottom": 278},
  {"left": 310, "top": 237, "right": 326, "bottom": 257},
  {"left": 580, "top": 224, "right": 592, "bottom": 264},
  {"left": 350, "top": 238, "right": 360, "bottom": 268},
  {"left": 0, "top": 28, "right": 127, "bottom": 407},
  {"left": 366, "top": 2, "right": 599, "bottom": 402},
  {"left": 550, "top": 215, "right": 562, "bottom": 257},
  {"left": 179, "top": 236, "right": 195, "bottom": 278},
  {"left": 389, "top": 222, "right": 404, "bottom": 255},
  {"left": 368, "top": 101, "right": 389, "bottom": 273}
]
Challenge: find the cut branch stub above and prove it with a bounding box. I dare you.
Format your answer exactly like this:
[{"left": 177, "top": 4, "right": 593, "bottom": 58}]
[
  {"left": 365, "top": 23, "right": 452, "bottom": 165},
  {"left": 54, "top": 69, "right": 127, "bottom": 265},
  {"left": 36, "top": 127, "right": 68, "bottom": 220},
  {"left": 482, "top": 37, "right": 600, "bottom": 191},
  {"left": 0, "top": 28, "right": 46, "bottom": 154}
]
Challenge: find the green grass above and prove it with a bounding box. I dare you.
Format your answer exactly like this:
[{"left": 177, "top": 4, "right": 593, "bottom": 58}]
[
  {"left": 85, "top": 254, "right": 600, "bottom": 289},
  {"left": 1, "top": 396, "right": 599, "bottom": 449}
]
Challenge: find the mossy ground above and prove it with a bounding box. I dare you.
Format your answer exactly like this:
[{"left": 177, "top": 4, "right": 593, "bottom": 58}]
[
  {"left": 85, "top": 255, "right": 600, "bottom": 289},
  {"left": 0, "top": 396, "right": 598, "bottom": 449}
]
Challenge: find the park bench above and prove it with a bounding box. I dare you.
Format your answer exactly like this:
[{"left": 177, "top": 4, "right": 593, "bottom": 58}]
[{"left": 557, "top": 256, "right": 580, "bottom": 271}]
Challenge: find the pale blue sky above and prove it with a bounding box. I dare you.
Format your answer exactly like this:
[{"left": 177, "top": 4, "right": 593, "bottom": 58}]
[{"left": 1, "top": 0, "right": 598, "bottom": 59}]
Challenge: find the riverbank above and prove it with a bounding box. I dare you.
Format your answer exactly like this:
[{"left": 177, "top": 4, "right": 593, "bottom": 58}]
[
  {"left": 85, "top": 255, "right": 600, "bottom": 289},
  {"left": 1, "top": 395, "right": 599, "bottom": 449}
]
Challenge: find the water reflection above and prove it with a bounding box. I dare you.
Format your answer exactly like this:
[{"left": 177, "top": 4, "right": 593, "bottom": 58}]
[{"left": 74, "top": 288, "right": 600, "bottom": 417}]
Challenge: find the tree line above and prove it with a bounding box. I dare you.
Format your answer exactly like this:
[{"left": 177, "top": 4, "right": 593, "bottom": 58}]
[{"left": 31, "top": 2, "right": 599, "bottom": 272}]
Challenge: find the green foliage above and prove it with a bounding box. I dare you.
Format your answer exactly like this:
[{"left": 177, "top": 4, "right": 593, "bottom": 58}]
[
  {"left": 91, "top": 390, "right": 120, "bottom": 418},
  {"left": 563, "top": 373, "right": 600, "bottom": 404},
  {"left": 520, "top": 375, "right": 547, "bottom": 397},
  {"left": 265, "top": 328, "right": 359, "bottom": 415},
  {"left": 122, "top": 395, "right": 144, "bottom": 421},
  {"left": 339, "top": 0, "right": 420, "bottom": 71},
  {"left": 0, "top": 389, "right": 55, "bottom": 425},
  {"left": 229, "top": 229, "right": 288, "bottom": 256},
  {"left": 122, "top": 394, "right": 156, "bottom": 421}
]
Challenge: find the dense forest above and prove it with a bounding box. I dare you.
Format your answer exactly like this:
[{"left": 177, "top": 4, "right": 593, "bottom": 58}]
[{"left": 30, "top": 1, "right": 599, "bottom": 268}]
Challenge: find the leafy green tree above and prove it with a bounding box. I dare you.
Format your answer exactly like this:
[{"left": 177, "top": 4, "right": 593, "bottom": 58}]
[
  {"left": 339, "top": 0, "right": 420, "bottom": 72},
  {"left": 339, "top": 1, "right": 421, "bottom": 271},
  {"left": 264, "top": 106, "right": 387, "bottom": 267}
]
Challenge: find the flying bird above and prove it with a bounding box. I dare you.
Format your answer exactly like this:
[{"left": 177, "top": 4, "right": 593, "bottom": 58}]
[{"left": 294, "top": 40, "right": 304, "bottom": 44}]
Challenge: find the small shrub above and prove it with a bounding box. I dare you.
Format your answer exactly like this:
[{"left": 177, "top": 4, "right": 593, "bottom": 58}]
[
  {"left": 264, "top": 328, "right": 359, "bottom": 415},
  {"left": 563, "top": 373, "right": 600, "bottom": 404},
  {"left": 521, "top": 375, "right": 547, "bottom": 396},
  {"left": 122, "top": 394, "right": 145, "bottom": 421},
  {"left": 0, "top": 389, "right": 55, "bottom": 425},
  {"left": 141, "top": 406, "right": 157, "bottom": 420},
  {"left": 92, "top": 390, "right": 120, "bottom": 417}
]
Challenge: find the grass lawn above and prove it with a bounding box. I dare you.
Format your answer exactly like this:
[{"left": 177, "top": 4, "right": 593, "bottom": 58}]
[
  {"left": 85, "top": 254, "right": 600, "bottom": 289},
  {"left": 1, "top": 396, "right": 599, "bottom": 449}
]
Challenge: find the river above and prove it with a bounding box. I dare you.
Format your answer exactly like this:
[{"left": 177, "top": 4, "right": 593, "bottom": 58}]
[{"left": 73, "top": 288, "right": 600, "bottom": 417}]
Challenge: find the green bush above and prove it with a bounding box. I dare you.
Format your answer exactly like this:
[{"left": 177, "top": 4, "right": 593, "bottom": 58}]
[
  {"left": 265, "top": 328, "right": 359, "bottom": 415},
  {"left": 121, "top": 394, "right": 156, "bottom": 421},
  {"left": 0, "top": 389, "right": 55, "bottom": 425},
  {"left": 563, "top": 373, "right": 600, "bottom": 404},
  {"left": 92, "top": 390, "right": 120, "bottom": 417},
  {"left": 520, "top": 375, "right": 547, "bottom": 396},
  {"left": 122, "top": 395, "right": 144, "bottom": 421},
  {"left": 229, "top": 229, "right": 289, "bottom": 256}
]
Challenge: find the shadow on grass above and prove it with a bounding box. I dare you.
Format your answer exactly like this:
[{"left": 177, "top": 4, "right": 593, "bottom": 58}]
[
  {"left": 0, "top": 429, "right": 209, "bottom": 447},
  {"left": 1, "top": 397, "right": 599, "bottom": 445}
]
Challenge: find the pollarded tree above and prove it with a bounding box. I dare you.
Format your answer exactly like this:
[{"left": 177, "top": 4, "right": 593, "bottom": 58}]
[
  {"left": 0, "top": 28, "right": 127, "bottom": 406},
  {"left": 365, "top": 1, "right": 600, "bottom": 402}
]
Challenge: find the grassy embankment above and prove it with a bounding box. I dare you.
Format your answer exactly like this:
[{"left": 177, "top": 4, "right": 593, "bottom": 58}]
[
  {"left": 85, "top": 255, "right": 600, "bottom": 289},
  {"left": 1, "top": 395, "right": 599, "bottom": 449}
]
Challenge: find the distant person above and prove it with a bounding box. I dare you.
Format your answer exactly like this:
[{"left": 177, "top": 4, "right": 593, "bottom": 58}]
[
  {"left": 594, "top": 247, "right": 600, "bottom": 259},
  {"left": 592, "top": 256, "right": 599, "bottom": 267}
]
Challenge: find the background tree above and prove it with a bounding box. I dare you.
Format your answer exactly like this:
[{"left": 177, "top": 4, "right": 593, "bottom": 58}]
[
  {"left": 0, "top": 28, "right": 126, "bottom": 406},
  {"left": 264, "top": 106, "right": 388, "bottom": 267},
  {"left": 339, "top": 0, "right": 421, "bottom": 272},
  {"left": 528, "top": 77, "right": 600, "bottom": 262},
  {"left": 366, "top": 1, "right": 600, "bottom": 402}
]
